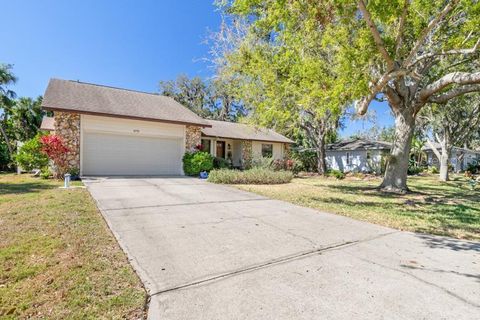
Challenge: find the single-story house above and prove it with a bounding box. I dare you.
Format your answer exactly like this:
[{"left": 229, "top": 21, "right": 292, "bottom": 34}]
[
  {"left": 40, "top": 79, "right": 292, "bottom": 176},
  {"left": 325, "top": 139, "right": 391, "bottom": 173},
  {"left": 325, "top": 138, "right": 480, "bottom": 173},
  {"left": 423, "top": 143, "right": 480, "bottom": 172}
]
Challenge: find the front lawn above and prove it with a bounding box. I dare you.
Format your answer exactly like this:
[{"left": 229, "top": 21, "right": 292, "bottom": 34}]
[
  {"left": 234, "top": 174, "right": 480, "bottom": 240},
  {"left": 0, "top": 174, "right": 146, "bottom": 318}
]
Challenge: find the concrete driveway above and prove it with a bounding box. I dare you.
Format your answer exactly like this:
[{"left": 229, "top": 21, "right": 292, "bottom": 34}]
[{"left": 84, "top": 177, "right": 480, "bottom": 320}]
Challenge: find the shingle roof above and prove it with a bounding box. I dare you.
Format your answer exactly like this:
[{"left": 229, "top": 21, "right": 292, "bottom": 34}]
[
  {"left": 327, "top": 139, "right": 391, "bottom": 151},
  {"left": 40, "top": 116, "right": 55, "bottom": 131},
  {"left": 423, "top": 142, "right": 480, "bottom": 154},
  {"left": 201, "top": 120, "right": 293, "bottom": 143},
  {"left": 42, "top": 79, "right": 210, "bottom": 127}
]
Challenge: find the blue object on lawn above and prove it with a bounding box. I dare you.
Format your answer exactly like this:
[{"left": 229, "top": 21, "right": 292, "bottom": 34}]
[{"left": 199, "top": 171, "right": 208, "bottom": 179}]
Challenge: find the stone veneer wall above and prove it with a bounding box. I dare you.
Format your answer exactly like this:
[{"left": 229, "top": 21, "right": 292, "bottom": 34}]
[
  {"left": 185, "top": 126, "right": 201, "bottom": 152},
  {"left": 241, "top": 140, "right": 253, "bottom": 169},
  {"left": 54, "top": 112, "right": 81, "bottom": 171}
]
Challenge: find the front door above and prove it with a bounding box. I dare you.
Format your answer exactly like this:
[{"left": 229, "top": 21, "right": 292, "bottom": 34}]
[{"left": 216, "top": 141, "right": 225, "bottom": 158}]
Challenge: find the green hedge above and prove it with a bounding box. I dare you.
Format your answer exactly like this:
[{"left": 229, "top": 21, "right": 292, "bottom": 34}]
[
  {"left": 15, "top": 134, "right": 49, "bottom": 172},
  {"left": 208, "top": 168, "right": 293, "bottom": 184},
  {"left": 183, "top": 151, "right": 214, "bottom": 176}
]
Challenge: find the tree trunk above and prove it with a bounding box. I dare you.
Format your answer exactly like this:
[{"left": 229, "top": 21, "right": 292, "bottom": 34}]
[
  {"left": 435, "top": 132, "right": 451, "bottom": 181},
  {"left": 380, "top": 108, "right": 415, "bottom": 192},
  {"left": 439, "top": 152, "right": 450, "bottom": 181},
  {"left": 316, "top": 143, "right": 327, "bottom": 175},
  {"left": 316, "top": 128, "right": 327, "bottom": 175},
  {"left": 438, "top": 141, "right": 452, "bottom": 181},
  {"left": 0, "top": 122, "right": 14, "bottom": 156}
]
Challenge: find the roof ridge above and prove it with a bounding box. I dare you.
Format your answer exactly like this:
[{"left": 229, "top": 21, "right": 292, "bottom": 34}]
[{"left": 58, "top": 78, "right": 163, "bottom": 98}]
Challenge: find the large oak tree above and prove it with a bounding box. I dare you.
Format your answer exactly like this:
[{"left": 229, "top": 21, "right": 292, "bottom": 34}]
[{"left": 331, "top": 0, "right": 480, "bottom": 192}]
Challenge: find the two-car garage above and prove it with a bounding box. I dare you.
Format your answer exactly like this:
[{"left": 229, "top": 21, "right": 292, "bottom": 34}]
[{"left": 81, "top": 115, "right": 184, "bottom": 176}]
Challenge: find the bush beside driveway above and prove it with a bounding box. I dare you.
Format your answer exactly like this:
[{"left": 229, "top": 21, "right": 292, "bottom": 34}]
[{"left": 0, "top": 174, "right": 146, "bottom": 319}]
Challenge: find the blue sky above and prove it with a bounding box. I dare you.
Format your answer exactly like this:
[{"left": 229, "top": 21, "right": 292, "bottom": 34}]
[{"left": 0, "top": 0, "right": 393, "bottom": 137}]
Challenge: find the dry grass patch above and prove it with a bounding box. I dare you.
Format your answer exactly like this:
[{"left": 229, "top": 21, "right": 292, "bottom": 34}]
[
  {"left": 0, "top": 174, "right": 146, "bottom": 319},
  {"left": 234, "top": 174, "right": 480, "bottom": 240}
]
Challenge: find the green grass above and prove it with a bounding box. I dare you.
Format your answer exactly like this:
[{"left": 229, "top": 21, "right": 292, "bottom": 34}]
[
  {"left": 0, "top": 174, "right": 146, "bottom": 319},
  {"left": 234, "top": 174, "right": 480, "bottom": 241}
]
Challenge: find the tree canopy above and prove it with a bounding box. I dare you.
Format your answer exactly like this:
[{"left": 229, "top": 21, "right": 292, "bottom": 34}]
[
  {"left": 420, "top": 93, "right": 480, "bottom": 180},
  {"left": 0, "top": 64, "right": 44, "bottom": 170},
  {"left": 159, "top": 74, "right": 245, "bottom": 121},
  {"left": 215, "top": 0, "right": 354, "bottom": 173}
]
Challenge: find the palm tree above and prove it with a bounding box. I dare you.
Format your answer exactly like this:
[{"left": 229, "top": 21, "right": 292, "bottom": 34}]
[
  {"left": 410, "top": 136, "right": 426, "bottom": 167},
  {"left": 11, "top": 96, "right": 44, "bottom": 141},
  {"left": 0, "top": 64, "right": 17, "bottom": 156}
]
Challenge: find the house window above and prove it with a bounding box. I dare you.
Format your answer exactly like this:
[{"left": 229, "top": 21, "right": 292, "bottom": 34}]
[
  {"left": 346, "top": 152, "right": 351, "bottom": 165},
  {"left": 262, "top": 144, "right": 273, "bottom": 157},
  {"left": 201, "top": 139, "right": 211, "bottom": 153}
]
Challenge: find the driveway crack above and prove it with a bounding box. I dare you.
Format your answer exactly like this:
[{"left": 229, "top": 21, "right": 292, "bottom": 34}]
[
  {"left": 149, "top": 230, "right": 398, "bottom": 298},
  {"left": 102, "top": 198, "right": 269, "bottom": 212},
  {"left": 353, "top": 255, "right": 480, "bottom": 308}
]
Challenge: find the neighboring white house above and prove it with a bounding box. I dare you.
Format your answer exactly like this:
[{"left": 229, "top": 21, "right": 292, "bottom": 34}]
[
  {"left": 423, "top": 143, "right": 480, "bottom": 172},
  {"left": 325, "top": 139, "right": 391, "bottom": 173},
  {"left": 325, "top": 138, "right": 480, "bottom": 173}
]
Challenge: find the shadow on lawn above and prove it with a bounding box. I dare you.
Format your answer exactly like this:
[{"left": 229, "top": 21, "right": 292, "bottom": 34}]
[
  {"left": 324, "top": 183, "right": 430, "bottom": 199},
  {"left": 415, "top": 233, "right": 480, "bottom": 252},
  {"left": 0, "top": 181, "right": 56, "bottom": 195},
  {"left": 313, "top": 195, "right": 480, "bottom": 237}
]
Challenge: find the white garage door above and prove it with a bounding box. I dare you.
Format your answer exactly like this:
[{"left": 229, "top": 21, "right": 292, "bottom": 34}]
[{"left": 82, "top": 132, "right": 183, "bottom": 176}]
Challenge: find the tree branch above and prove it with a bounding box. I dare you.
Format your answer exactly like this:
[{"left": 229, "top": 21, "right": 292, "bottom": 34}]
[
  {"left": 403, "top": 0, "right": 458, "bottom": 67},
  {"left": 409, "top": 38, "right": 480, "bottom": 67},
  {"left": 356, "top": 70, "right": 407, "bottom": 114},
  {"left": 395, "top": 0, "right": 409, "bottom": 57},
  {"left": 358, "top": 0, "right": 394, "bottom": 70},
  {"left": 428, "top": 84, "right": 480, "bottom": 104},
  {"left": 419, "top": 72, "right": 480, "bottom": 102},
  {"left": 452, "top": 104, "right": 480, "bottom": 145}
]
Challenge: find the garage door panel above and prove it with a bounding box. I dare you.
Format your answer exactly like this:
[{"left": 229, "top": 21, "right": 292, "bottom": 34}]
[{"left": 83, "top": 132, "right": 182, "bottom": 176}]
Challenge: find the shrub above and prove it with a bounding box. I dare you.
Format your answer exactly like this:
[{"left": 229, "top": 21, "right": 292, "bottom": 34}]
[
  {"left": 251, "top": 157, "right": 273, "bottom": 169},
  {"left": 290, "top": 149, "right": 318, "bottom": 172},
  {"left": 326, "top": 169, "right": 345, "bottom": 180},
  {"left": 407, "top": 159, "right": 424, "bottom": 175},
  {"left": 15, "top": 134, "right": 49, "bottom": 172},
  {"left": 40, "top": 167, "right": 52, "bottom": 179},
  {"left": 465, "top": 161, "right": 479, "bottom": 174},
  {"left": 208, "top": 168, "right": 293, "bottom": 184},
  {"left": 428, "top": 166, "right": 439, "bottom": 174},
  {"left": 40, "top": 135, "right": 70, "bottom": 178},
  {"left": 213, "top": 157, "right": 230, "bottom": 169},
  {"left": 183, "top": 151, "right": 214, "bottom": 176}
]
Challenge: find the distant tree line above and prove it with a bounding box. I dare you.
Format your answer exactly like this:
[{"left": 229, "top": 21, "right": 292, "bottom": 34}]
[{"left": 159, "top": 74, "right": 246, "bottom": 122}]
